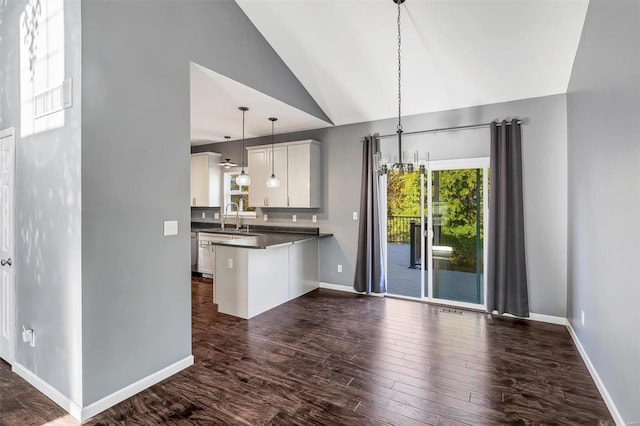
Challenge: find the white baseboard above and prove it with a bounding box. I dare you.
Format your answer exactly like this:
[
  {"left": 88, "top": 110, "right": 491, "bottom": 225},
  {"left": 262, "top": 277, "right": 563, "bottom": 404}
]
[
  {"left": 566, "top": 322, "right": 624, "bottom": 425},
  {"left": 81, "top": 355, "right": 193, "bottom": 422},
  {"left": 319, "top": 282, "right": 363, "bottom": 294},
  {"left": 319, "top": 283, "right": 570, "bottom": 325},
  {"left": 496, "top": 311, "right": 568, "bottom": 326},
  {"left": 13, "top": 355, "right": 194, "bottom": 423},
  {"left": 319, "top": 282, "right": 384, "bottom": 297},
  {"left": 13, "top": 362, "right": 83, "bottom": 420}
]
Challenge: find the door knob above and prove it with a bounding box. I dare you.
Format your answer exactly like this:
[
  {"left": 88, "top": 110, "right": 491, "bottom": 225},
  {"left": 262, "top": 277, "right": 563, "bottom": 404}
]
[{"left": 1, "top": 258, "right": 12, "bottom": 266}]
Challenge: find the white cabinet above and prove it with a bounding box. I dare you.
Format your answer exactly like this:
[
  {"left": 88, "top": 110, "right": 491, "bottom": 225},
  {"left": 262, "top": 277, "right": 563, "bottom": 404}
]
[
  {"left": 247, "top": 140, "right": 320, "bottom": 208},
  {"left": 215, "top": 240, "right": 319, "bottom": 319},
  {"left": 247, "top": 149, "right": 267, "bottom": 208},
  {"left": 190, "top": 152, "right": 221, "bottom": 207},
  {"left": 287, "top": 142, "right": 321, "bottom": 208}
]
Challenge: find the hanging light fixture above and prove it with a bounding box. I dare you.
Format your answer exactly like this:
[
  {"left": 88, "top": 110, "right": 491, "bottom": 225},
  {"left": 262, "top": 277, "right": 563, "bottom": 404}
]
[
  {"left": 266, "top": 117, "right": 281, "bottom": 188},
  {"left": 235, "top": 106, "right": 252, "bottom": 186},
  {"left": 218, "top": 135, "right": 238, "bottom": 168},
  {"left": 378, "top": 0, "right": 419, "bottom": 175}
]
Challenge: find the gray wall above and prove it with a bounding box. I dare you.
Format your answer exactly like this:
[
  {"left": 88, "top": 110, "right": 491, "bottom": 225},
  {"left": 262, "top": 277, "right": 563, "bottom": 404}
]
[
  {"left": 567, "top": 0, "right": 640, "bottom": 423},
  {"left": 194, "top": 94, "right": 569, "bottom": 317},
  {"left": 80, "top": 0, "right": 329, "bottom": 405},
  {"left": 0, "top": 0, "right": 83, "bottom": 405}
]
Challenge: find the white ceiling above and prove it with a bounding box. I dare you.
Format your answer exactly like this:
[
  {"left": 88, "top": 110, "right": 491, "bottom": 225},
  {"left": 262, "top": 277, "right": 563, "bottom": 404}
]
[
  {"left": 236, "top": 0, "right": 589, "bottom": 126},
  {"left": 190, "top": 62, "right": 332, "bottom": 145}
]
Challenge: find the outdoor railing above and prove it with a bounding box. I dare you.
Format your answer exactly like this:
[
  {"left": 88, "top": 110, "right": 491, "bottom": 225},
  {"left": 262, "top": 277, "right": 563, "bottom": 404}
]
[{"left": 387, "top": 215, "right": 421, "bottom": 244}]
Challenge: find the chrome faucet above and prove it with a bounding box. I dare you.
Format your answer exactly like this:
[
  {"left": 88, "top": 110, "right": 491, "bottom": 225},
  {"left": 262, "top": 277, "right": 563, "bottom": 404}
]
[{"left": 221, "top": 202, "right": 240, "bottom": 230}]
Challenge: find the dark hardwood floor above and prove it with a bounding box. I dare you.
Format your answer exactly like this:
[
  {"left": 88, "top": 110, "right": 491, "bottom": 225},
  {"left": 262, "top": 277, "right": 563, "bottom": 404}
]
[{"left": 1, "top": 277, "right": 613, "bottom": 425}]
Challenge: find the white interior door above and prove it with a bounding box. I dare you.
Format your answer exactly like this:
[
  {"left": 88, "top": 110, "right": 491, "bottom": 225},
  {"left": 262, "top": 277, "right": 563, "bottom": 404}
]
[{"left": 0, "top": 128, "right": 15, "bottom": 364}]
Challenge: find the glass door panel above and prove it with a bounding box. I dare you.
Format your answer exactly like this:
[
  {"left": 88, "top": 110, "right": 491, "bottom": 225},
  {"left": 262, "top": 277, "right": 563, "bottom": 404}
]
[
  {"left": 430, "top": 168, "right": 484, "bottom": 305},
  {"left": 385, "top": 169, "right": 426, "bottom": 298}
]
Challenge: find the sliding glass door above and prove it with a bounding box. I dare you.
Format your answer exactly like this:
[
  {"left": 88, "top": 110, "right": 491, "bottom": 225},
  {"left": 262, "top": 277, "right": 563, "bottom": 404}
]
[
  {"left": 386, "top": 158, "right": 488, "bottom": 310},
  {"left": 385, "top": 169, "right": 426, "bottom": 299}
]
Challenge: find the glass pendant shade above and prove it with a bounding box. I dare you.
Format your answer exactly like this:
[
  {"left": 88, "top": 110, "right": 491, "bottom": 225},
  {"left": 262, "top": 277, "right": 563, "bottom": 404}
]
[
  {"left": 266, "top": 173, "right": 280, "bottom": 188},
  {"left": 236, "top": 170, "right": 251, "bottom": 186}
]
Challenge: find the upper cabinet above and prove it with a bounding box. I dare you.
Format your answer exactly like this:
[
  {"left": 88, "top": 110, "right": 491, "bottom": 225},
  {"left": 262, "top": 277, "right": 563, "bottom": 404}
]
[
  {"left": 247, "top": 140, "right": 321, "bottom": 208},
  {"left": 190, "top": 152, "right": 222, "bottom": 207}
]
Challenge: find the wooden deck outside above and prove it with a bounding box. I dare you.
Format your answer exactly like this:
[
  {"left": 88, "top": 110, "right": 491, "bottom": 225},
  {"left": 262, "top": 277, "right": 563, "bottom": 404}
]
[{"left": 386, "top": 243, "right": 483, "bottom": 304}]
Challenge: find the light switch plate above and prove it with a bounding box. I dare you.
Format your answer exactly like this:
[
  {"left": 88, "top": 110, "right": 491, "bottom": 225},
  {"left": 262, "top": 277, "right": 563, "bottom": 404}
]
[
  {"left": 353, "top": 212, "right": 358, "bottom": 220},
  {"left": 337, "top": 264, "right": 343, "bottom": 273},
  {"left": 214, "top": 212, "right": 220, "bottom": 220},
  {"left": 163, "top": 220, "right": 178, "bottom": 236},
  {"left": 312, "top": 215, "right": 317, "bottom": 223},
  {"left": 292, "top": 214, "right": 297, "bottom": 222},
  {"left": 201, "top": 212, "right": 206, "bottom": 219},
  {"left": 227, "top": 258, "right": 233, "bottom": 269},
  {"left": 263, "top": 214, "right": 268, "bottom": 221}
]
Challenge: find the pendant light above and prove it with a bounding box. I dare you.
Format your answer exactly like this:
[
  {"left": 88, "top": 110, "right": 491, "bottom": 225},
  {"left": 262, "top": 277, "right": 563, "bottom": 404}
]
[
  {"left": 235, "top": 106, "right": 252, "bottom": 186},
  {"left": 218, "top": 136, "right": 238, "bottom": 168},
  {"left": 378, "top": 0, "right": 419, "bottom": 175},
  {"left": 266, "top": 117, "right": 281, "bottom": 188}
]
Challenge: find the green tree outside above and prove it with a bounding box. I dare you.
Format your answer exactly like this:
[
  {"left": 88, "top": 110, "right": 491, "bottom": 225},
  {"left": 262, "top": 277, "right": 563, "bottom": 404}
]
[{"left": 387, "top": 169, "right": 483, "bottom": 272}]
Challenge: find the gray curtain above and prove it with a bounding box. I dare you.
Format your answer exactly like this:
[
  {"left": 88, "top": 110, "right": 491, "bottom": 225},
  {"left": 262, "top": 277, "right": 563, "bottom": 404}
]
[
  {"left": 354, "top": 136, "right": 386, "bottom": 294},
  {"left": 487, "top": 120, "right": 529, "bottom": 317}
]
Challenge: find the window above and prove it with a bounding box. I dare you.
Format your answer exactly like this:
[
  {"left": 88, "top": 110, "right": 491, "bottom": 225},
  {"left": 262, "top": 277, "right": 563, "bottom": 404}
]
[{"left": 223, "top": 171, "right": 256, "bottom": 217}]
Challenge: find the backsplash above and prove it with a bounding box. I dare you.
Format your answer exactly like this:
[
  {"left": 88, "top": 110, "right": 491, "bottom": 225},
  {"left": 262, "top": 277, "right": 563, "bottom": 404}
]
[{"left": 191, "top": 207, "right": 325, "bottom": 229}]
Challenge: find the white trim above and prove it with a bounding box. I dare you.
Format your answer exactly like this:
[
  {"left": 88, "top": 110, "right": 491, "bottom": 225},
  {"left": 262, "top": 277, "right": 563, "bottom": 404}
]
[
  {"left": 80, "top": 355, "right": 193, "bottom": 422},
  {"left": 319, "top": 282, "right": 384, "bottom": 297},
  {"left": 14, "top": 356, "right": 194, "bottom": 422},
  {"left": 319, "top": 284, "right": 567, "bottom": 325},
  {"left": 13, "top": 362, "right": 83, "bottom": 420},
  {"left": 494, "top": 311, "right": 568, "bottom": 326},
  {"left": 566, "top": 321, "right": 625, "bottom": 426}
]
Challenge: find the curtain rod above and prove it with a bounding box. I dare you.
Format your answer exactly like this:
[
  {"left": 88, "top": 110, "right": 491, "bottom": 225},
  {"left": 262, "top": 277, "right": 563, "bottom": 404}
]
[{"left": 376, "top": 118, "right": 529, "bottom": 140}]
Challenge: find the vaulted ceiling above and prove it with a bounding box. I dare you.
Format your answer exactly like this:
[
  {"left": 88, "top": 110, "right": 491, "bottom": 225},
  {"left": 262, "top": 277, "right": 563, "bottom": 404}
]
[
  {"left": 191, "top": 0, "right": 589, "bottom": 144},
  {"left": 236, "top": 0, "right": 589, "bottom": 126}
]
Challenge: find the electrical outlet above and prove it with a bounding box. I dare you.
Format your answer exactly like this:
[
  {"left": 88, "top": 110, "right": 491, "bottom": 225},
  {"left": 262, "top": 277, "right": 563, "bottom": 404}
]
[
  {"left": 263, "top": 214, "right": 268, "bottom": 221},
  {"left": 353, "top": 212, "right": 358, "bottom": 220},
  {"left": 581, "top": 310, "right": 585, "bottom": 326},
  {"left": 227, "top": 258, "right": 233, "bottom": 269},
  {"left": 337, "top": 264, "right": 343, "bottom": 273},
  {"left": 292, "top": 214, "right": 297, "bottom": 222},
  {"left": 312, "top": 215, "right": 317, "bottom": 223},
  {"left": 163, "top": 220, "right": 178, "bottom": 236},
  {"left": 201, "top": 212, "right": 206, "bottom": 219}
]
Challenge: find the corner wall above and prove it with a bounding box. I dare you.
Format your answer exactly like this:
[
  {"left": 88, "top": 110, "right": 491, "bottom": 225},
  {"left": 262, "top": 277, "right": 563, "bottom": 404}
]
[
  {"left": 80, "top": 0, "right": 327, "bottom": 407},
  {"left": 0, "top": 0, "right": 83, "bottom": 406},
  {"left": 194, "top": 94, "right": 569, "bottom": 318},
  {"left": 566, "top": 0, "right": 640, "bottom": 423}
]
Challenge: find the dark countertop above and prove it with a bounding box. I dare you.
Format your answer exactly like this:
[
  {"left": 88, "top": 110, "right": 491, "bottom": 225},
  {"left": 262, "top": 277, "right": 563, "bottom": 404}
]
[{"left": 191, "top": 222, "right": 332, "bottom": 250}]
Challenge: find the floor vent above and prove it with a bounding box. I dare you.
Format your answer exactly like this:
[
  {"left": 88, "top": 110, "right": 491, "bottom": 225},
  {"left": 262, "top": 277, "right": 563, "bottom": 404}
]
[{"left": 440, "top": 308, "right": 464, "bottom": 315}]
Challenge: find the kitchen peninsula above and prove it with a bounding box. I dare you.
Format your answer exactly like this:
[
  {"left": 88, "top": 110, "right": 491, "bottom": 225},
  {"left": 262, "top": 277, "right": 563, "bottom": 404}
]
[{"left": 192, "top": 223, "right": 332, "bottom": 319}]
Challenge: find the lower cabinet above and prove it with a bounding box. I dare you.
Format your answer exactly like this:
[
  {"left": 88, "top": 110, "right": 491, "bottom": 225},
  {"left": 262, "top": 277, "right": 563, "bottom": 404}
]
[{"left": 214, "top": 240, "right": 319, "bottom": 319}]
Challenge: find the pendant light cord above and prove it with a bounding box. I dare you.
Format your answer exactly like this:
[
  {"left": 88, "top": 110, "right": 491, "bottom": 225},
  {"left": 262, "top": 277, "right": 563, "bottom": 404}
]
[
  {"left": 241, "top": 109, "right": 246, "bottom": 170},
  {"left": 271, "top": 120, "right": 275, "bottom": 175},
  {"left": 397, "top": 0, "right": 402, "bottom": 133}
]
